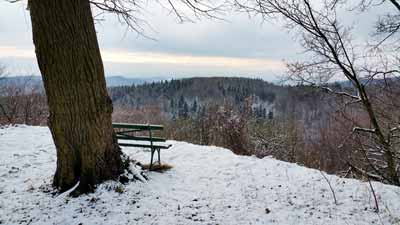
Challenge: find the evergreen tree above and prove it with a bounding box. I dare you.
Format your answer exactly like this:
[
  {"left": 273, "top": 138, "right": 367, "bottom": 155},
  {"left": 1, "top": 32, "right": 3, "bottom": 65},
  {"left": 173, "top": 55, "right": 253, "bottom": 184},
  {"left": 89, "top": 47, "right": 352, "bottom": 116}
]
[
  {"left": 182, "top": 102, "right": 189, "bottom": 118},
  {"left": 192, "top": 100, "right": 198, "bottom": 114},
  {"left": 268, "top": 111, "right": 274, "bottom": 120}
]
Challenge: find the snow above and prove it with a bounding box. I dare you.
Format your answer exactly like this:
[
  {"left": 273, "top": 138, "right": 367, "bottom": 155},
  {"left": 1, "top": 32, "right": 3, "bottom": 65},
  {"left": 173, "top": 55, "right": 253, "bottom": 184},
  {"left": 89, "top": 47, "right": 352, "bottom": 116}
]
[{"left": 1, "top": 125, "right": 400, "bottom": 225}]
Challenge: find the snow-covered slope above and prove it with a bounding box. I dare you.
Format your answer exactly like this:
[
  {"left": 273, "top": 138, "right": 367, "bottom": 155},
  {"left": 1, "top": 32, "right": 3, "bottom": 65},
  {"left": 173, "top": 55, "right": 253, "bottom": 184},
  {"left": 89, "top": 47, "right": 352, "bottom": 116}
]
[{"left": 0, "top": 126, "right": 399, "bottom": 225}]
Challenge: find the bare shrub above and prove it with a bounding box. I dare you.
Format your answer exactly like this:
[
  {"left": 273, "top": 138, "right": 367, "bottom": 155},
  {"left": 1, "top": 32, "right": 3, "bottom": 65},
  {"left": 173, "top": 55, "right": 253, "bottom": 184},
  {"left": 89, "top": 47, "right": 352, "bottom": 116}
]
[{"left": 0, "top": 75, "right": 48, "bottom": 126}]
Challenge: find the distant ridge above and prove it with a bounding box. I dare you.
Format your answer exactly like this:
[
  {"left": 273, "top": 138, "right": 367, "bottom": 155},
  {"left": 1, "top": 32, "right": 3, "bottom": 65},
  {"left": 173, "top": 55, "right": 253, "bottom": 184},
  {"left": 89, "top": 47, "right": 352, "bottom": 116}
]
[
  {"left": 0, "top": 75, "right": 166, "bottom": 87},
  {"left": 105, "top": 76, "right": 168, "bottom": 86}
]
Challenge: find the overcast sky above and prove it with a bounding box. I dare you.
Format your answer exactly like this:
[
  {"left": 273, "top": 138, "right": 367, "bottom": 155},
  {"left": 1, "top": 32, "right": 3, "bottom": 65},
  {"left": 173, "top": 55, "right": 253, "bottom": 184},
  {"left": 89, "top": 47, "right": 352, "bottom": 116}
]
[{"left": 0, "top": 1, "right": 391, "bottom": 81}]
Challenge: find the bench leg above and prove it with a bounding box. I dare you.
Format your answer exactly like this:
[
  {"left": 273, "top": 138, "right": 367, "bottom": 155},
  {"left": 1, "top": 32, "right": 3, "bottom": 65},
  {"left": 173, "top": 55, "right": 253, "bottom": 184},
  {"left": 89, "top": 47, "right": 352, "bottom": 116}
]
[
  {"left": 150, "top": 149, "right": 155, "bottom": 170},
  {"left": 157, "top": 148, "right": 161, "bottom": 165}
]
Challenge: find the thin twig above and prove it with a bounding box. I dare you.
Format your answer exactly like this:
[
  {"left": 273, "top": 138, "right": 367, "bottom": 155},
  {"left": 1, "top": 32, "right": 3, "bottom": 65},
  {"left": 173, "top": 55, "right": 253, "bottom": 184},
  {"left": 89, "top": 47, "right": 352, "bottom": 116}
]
[
  {"left": 320, "top": 170, "right": 338, "bottom": 205},
  {"left": 367, "top": 177, "right": 380, "bottom": 213}
]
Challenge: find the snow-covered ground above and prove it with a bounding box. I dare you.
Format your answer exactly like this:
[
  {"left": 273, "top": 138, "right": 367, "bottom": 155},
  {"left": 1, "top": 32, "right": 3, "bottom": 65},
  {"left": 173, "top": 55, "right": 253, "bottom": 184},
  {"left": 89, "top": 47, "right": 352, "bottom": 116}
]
[{"left": 0, "top": 126, "right": 400, "bottom": 225}]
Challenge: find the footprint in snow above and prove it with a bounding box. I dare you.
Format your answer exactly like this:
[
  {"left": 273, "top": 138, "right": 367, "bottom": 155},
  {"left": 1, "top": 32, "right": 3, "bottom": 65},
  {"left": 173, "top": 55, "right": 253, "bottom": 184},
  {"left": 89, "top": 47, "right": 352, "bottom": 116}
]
[
  {"left": 39, "top": 149, "right": 48, "bottom": 153},
  {"left": 8, "top": 167, "right": 20, "bottom": 174},
  {"left": 22, "top": 164, "right": 31, "bottom": 168}
]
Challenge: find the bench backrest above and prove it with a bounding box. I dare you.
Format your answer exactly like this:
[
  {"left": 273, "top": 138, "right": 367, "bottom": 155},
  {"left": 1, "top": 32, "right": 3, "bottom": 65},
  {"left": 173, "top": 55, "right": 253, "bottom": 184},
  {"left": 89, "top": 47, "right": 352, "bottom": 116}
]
[
  {"left": 112, "top": 123, "right": 164, "bottom": 131},
  {"left": 112, "top": 123, "right": 167, "bottom": 143}
]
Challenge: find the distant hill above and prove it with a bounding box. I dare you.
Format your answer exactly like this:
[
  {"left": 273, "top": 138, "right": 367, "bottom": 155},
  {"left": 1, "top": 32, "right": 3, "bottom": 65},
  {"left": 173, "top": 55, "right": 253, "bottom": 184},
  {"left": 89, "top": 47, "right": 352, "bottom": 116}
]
[
  {"left": 0, "top": 75, "right": 164, "bottom": 87},
  {"left": 108, "top": 76, "right": 340, "bottom": 124},
  {"left": 109, "top": 77, "right": 286, "bottom": 119},
  {"left": 105, "top": 76, "right": 166, "bottom": 87},
  {"left": 0, "top": 76, "right": 42, "bottom": 87}
]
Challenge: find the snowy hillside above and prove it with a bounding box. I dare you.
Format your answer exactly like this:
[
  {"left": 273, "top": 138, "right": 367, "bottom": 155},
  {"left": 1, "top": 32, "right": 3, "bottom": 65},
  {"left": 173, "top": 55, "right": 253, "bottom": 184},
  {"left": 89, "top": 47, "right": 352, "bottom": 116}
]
[{"left": 0, "top": 126, "right": 399, "bottom": 225}]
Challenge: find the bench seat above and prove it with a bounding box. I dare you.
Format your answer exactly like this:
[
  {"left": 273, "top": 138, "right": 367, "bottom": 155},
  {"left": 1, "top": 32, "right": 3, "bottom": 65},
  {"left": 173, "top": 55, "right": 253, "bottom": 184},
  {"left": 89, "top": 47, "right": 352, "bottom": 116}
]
[
  {"left": 116, "top": 135, "right": 166, "bottom": 142},
  {"left": 118, "top": 142, "right": 172, "bottom": 149}
]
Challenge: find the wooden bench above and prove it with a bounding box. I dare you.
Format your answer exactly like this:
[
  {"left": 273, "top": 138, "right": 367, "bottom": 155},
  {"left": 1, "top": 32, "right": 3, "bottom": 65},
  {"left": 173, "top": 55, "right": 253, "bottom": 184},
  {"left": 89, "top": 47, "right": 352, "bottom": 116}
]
[{"left": 112, "top": 123, "right": 172, "bottom": 169}]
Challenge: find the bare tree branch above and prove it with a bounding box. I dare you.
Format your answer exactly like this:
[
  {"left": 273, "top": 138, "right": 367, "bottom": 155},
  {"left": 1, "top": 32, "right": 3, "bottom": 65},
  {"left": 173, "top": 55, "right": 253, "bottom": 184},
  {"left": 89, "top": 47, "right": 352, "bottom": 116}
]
[{"left": 234, "top": 0, "right": 400, "bottom": 185}]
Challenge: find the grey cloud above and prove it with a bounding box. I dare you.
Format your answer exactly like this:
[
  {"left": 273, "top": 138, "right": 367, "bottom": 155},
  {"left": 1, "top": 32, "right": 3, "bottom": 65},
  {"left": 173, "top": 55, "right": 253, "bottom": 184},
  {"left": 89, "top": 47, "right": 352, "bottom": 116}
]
[
  {"left": 0, "top": 0, "right": 396, "bottom": 79},
  {"left": 97, "top": 8, "right": 301, "bottom": 60}
]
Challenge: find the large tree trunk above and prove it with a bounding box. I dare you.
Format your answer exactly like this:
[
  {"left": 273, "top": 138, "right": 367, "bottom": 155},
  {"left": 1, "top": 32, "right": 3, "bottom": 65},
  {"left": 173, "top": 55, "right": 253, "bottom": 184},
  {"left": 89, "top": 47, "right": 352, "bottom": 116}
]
[{"left": 29, "top": 0, "right": 125, "bottom": 194}]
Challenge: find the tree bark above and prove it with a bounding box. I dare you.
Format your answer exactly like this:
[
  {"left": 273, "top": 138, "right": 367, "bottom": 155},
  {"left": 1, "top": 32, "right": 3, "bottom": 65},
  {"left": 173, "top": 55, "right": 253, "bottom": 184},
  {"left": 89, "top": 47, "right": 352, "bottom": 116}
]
[{"left": 29, "top": 0, "right": 125, "bottom": 194}]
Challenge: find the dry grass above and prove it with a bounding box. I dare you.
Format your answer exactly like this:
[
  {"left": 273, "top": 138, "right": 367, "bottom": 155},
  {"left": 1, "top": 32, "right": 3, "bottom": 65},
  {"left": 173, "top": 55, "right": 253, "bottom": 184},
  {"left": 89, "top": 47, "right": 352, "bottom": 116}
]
[
  {"left": 114, "top": 185, "right": 125, "bottom": 194},
  {"left": 141, "top": 163, "right": 173, "bottom": 172}
]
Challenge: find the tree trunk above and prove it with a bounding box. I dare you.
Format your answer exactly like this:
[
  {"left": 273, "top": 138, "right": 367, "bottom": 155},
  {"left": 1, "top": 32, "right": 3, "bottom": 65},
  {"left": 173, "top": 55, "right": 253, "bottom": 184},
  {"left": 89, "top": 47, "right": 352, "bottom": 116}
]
[{"left": 29, "top": 0, "right": 125, "bottom": 194}]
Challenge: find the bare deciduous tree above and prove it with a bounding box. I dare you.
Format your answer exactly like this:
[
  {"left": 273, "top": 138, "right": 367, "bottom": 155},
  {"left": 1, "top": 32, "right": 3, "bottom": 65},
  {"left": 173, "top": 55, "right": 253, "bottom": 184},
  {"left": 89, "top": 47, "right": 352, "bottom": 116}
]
[
  {"left": 235, "top": 0, "right": 400, "bottom": 185},
  {"left": 0, "top": 72, "right": 48, "bottom": 126}
]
